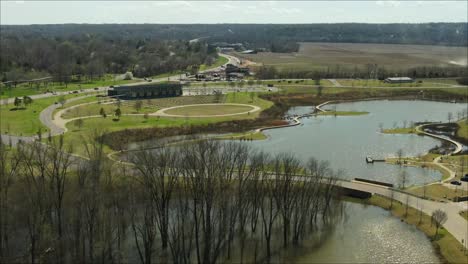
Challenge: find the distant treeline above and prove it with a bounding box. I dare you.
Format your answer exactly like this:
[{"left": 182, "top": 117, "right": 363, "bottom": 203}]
[
  {"left": 2, "top": 23, "right": 467, "bottom": 47},
  {"left": 256, "top": 65, "right": 468, "bottom": 80},
  {"left": 1, "top": 23, "right": 467, "bottom": 82},
  {"left": 0, "top": 34, "right": 218, "bottom": 83}
]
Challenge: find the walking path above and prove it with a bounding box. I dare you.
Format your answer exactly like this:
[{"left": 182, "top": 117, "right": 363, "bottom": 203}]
[{"left": 155, "top": 103, "right": 260, "bottom": 118}]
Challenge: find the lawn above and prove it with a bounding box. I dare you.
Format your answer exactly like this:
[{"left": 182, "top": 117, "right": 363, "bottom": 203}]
[
  {"left": 150, "top": 55, "right": 229, "bottom": 79},
  {"left": 189, "top": 79, "right": 333, "bottom": 88},
  {"left": 367, "top": 195, "right": 467, "bottom": 264},
  {"left": 61, "top": 92, "right": 272, "bottom": 120},
  {"left": 61, "top": 95, "right": 226, "bottom": 119},
  {"left": 408, "top": 184, "right": 468, "bottom": 201},
  {"left": 457, "top": 119, "right": 467, "bottom": 140},
  {"left": 58, "top": 92, "right": 273, "bottom": 155},
  {"left": 199, "top": 56, "right": 229, "bottom": 71},
  {"left": 336, "top": 79, "right": 455, "bottom": 88},
  {"left": 163, "top": 104, "right": 255, "bottom": 117},
  {"left": 382, "top": 127, "right": 416, "bottom": 134},
  {"left": 0, "top": 93, "right": 92, "bottom": 136}
]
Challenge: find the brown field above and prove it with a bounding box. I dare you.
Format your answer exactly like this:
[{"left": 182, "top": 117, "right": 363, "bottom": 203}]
[{"left": 234, "top": 42, "right": 468, "bottom": 71}]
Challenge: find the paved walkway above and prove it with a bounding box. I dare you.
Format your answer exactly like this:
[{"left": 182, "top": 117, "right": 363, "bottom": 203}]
[{"left": 154, "top": 103, "right": 260, "bottom": 118}]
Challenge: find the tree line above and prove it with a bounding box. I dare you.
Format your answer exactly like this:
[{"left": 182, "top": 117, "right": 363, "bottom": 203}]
[
  {"left": 255, "top": 65, "right": 468, "bottom": 80},
  {"left": 2, "top": 23, "right": 466, "bottom": 83},
  {"left": 0, "top": 34, "right": 218, "bottom": 83},
  {"left": 2, "top": 23, "right": 466, "bottom": 49},
  {"left": 0, "top": 136, "right": 343, "bottom": 264}
]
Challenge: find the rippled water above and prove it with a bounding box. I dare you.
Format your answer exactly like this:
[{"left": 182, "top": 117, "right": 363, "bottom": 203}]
[
  {"left": 294, "top": 202, "right": 440, "bottom": 263},
  {"left": 249, "top": 100, "right": 466, "bottom": 186}
]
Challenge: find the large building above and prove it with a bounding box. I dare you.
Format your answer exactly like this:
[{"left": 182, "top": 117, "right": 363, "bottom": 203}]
[
  {"left": 384, "top": 77, "right": 414, "bottom": 84},
  {"left": 108, "top": 83, "right": 182, "bottom": 99}
]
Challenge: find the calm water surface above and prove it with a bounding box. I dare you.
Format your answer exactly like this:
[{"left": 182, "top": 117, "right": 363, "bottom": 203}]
[
  {"left": 250, "top": 100, "right": 466, "bottom": 186},
  {"left": 294, "top": 202, "right": 440, "bottom": 263}
]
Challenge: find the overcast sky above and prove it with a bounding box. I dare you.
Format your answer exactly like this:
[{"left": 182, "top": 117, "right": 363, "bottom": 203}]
[{"left": 1, "top": 1, "right": 467, "bottom": 25}]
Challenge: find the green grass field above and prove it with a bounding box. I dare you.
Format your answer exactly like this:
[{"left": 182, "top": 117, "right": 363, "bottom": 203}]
[
  {"left": 199, "top": 56, "right": 229, "bottom": 71},
  {"left": 457, "top": 119, "right": 467, "bottom": 140},
  {"left": 58, "top": 92, "right": 273, "bottom": 155},
  {"left": 61, "top": 95, "right": 226, "bottom": 119},
  {"left": 408, "top": 184, "right": 468, "bottom": 201},
  {"left": 163, "top": 104, "right": 255, "bottom": 116},
  {"left": 0, "top": 93, "right": 91, "bottom": 136},
  {"left": 189, "top": 79, "right": 333, "bottom": 88},
  {"left": 150, "top": 56, "right": 229, "bottom": 79},
  {"left": 337, "top": 79, "right": 453, "bottom": 88},
  {"left": 382, "top": 127, "right": 416, "bottom": 134}
]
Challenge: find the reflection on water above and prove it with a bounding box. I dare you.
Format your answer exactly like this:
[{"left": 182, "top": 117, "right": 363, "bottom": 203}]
[
  {"left": 294, "top": 202, "right": 440, "bottom": 263},
  {"left": 250, "top": 100, "right": 466, "bottom": 186}
]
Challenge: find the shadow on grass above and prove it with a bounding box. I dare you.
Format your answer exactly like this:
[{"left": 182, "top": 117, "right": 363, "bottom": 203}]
[{"left": 9, "top": 107, "right": 26, "bottom": 111}]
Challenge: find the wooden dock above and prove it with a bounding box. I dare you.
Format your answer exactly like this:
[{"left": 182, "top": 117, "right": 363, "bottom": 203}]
[{"left": 366, "top": 156, "right": 385, "bottom": 163}]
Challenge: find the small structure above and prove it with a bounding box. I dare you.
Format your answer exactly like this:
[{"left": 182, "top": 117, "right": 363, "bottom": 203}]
[
  {"left": 240, "top": 50, "right": 257, "bottom": 54},
  {"left": 225, "top": 64, "right": 250, "bottom": 79},
  {"left": 108, "top": 83, "right": 182, "bottom": 99},
  {"left": 384, "top": 77, "right": 414, "bottom": 84}
]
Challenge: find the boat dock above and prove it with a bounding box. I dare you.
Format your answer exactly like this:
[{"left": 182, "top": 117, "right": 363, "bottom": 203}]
[{"left": 366, "top": 156, "right": 385, "bottom": 163}]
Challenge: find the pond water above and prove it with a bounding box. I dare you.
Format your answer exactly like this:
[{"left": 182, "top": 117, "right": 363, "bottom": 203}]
[
  {"left": 249, "top": 100, "right": 466, "bottom": 186},
  {"left": 293, "top": 202, "right": 440, "bottom": 263}
]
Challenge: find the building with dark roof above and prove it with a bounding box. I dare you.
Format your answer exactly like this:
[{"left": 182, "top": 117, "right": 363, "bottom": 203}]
[{"left": 108, "top": 83, "right": 182, "bottom": 99}]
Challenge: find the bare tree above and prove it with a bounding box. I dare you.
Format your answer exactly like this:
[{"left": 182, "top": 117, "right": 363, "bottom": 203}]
[
  {"left": 0, "top": 141, "right": 23, "bottom": 262},
  {"left": 447, "top": 112, "right": 453, "bottom": 123},
  {"left": 132, "top": 147, "right": 180, "bottom": 250},
  {"left": 45, "top": 135, "right": 73, "bottom": 262},
  {"left": 134, "top": 100, "right": 143, "bottom": 112},
  {"left": 399, "top": 170, "right": 408, "bottom": 189},
  {"left": 130, "top": 193, "right": 157, "bottom": 264},
  {"left": 396, "top": 148, "right": 404, "bottom": 165},
  {"left": 274, "top": 153, "right": 301, "bottom": 248},
  {"left": 431, "top": 209, "right": 448, "bottom": 237}
]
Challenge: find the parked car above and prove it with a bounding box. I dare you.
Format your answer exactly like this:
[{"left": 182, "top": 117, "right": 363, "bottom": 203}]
[
  {"left": 72, "top": 90, "right": 79, "bottom": 94},
  {"left": 461, "top": 176, "right": 468, "bottom": 182},
  {"left": 94, "top": 87, "right": 99, "bottom": 90},
  {"left": 450, "top": 180, "right": 462, "bottom": 186}
]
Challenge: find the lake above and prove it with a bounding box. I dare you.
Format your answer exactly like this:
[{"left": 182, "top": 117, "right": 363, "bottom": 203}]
[{"left": 250, "top": 100, "right": 466, "bottom": 186}]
